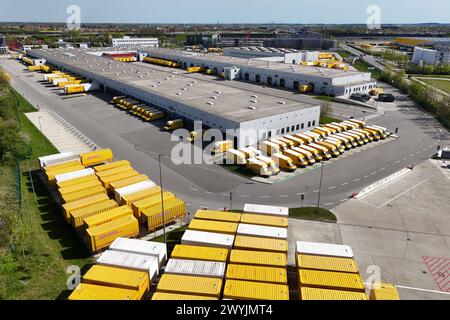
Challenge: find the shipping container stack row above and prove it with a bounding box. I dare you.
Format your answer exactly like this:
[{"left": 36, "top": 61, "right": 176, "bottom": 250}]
[
  {"left": 295, "top": 241, "right": 400, "bottom": 300},
  {"left": 110, "top": 95, "right": 165, "bottom": 122},
  {"left": 152, "top": 203, "right": 290, "bottom": 300},
  {"left": 68, "top": 237, "right": 167, "bottom": 300},
  {"left": 39, "top": 148, "right": 186, "bottom": 253}
]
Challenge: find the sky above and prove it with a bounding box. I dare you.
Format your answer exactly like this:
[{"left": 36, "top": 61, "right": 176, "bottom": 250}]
[{"left": 1, "top": 0, "right": 450, "bottom": 24}]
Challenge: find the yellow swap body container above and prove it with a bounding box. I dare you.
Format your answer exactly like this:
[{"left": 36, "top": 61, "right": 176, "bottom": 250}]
[
  {"left": 70, "top": 199, "right": 118, "bottom": 229},
  {"left": 82, "top": 265, "right": 149, "bottom": 299},
  {"left": 226, "top": 264, "right": 288, "bottom": 284},
  {"left": 223, "top": 280, "right": 289, "bottom": 300},
  {"left": 229, "top": 250, "right": 287, "bottom": 268},
  {"left": 300, "top": 287, "right": 368, "bottom": 300},
  {"left": 46, "top": 164, "right": 85, "bottom": 184},
  {"left": 121, "top": 186, "right": 162, "bottom": 207},
  {"left": 298, "top": 269, "right": 365, "bottom": 293},
  {"left": 170, "top": 244, "right": 228, "bottom": 262},
  {"left": 188, "top": 219, "right": 238, "bottom": 235},
  {"left": 369, "top": 283, "right": 400, "bottom": 300},
  {"left": 297, "top": 254, "right": 359, "bottom": 273},
  {"left": 61, "top": 185, "right": 107, "bottom": 204},
  {"left": 142, "top": 198, "right": 185, "bottom": 231},
  {"left": 194, "top": 210, "right": 241, "bottom": 223},
  {"left": 110, "top": 174, "right": 149, "bottom": 193},
  {"left": 61, "top": 193, "right": 110, "bottom": 223},
  {"left": 86, "top": 215, "right": 139, "bottom": 253},
  {"left": 44, "top": 160, "right": 81, "bottom": 173},
  {"left": 131, "top": 191, "right": 175, "bottom": 219},
  {"left": 240, "top": 213, "right": 288, "bottom": 228},
  {"left": 233, "top": 236, "right": 288, "bottom": 253},
  {"left": 80, "top": 148, "right": 113, "bottom": 167},
  {"left": 68, "top": 283, "right": 140, "bottom": 300},
  {"left": 156, "top": 274, "right": 222, "bottom": 298},
  {"left": 93, "top": 160, "right": 131, "bottom": 173},
  {"left": 83, "top": 205, "right": 133, "bottom": 229},
  {"left": 96, "top": 165, "right": 135, "bottom": 179},
  {"left": 151, "top": 292, "right": 218, "bottom": 300},
  {"left": 57, "top": 174, "right": 99, "bottom": 189},
  {"left": 99, "top": 169, "right": 140, "bottom": 189},
  {"left": 58, "top": 179, "right": 103, "bottom": 199}
]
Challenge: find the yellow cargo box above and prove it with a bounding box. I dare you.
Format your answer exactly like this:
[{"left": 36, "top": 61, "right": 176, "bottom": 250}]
[
  {"left": 156, "top": 274, "right": 222, "bottom": 298},
  {"left": 109, "top": 174, "right": 149, "bottom": 193},
  {"left": 223, "top": 280, "right": 289, "bottom": 300},
  {"left": 131, "top": 191, "right": 175, "bottom": 219},
  {"left": 61, "top": 194, "right": 110, "bottom": 223},
  {"left": 229, "top": 250, "right": 287, "bottom": 267},
  {"left": 194, "top": 210, "right": 241, "bottom": 223},
  {"left": 151, "top": 292, "right": 218, "bottom": 300},
  {"left": 369, "top": 283, "right": 400, "bottom": 300},
  {"left": 96, "top": 165, "right": 134, "bottom": 179},
  {"left": 93, "top": 160, "right": 131, "bottom": 173},
  {"left": 297, "top": 254, "right": 359, "bottom": 273},
  {"left": 61, "top": 185, "right": 107, "bottom": 204},
  {"left": 44, "top": 160, "right": 81, "bottom": 173},
  {"left": 57, "top": 174, "right": 99, "bottom": 189},
  {"left": 300, "top": 287, "right": 368, "bottom": 300},
  {"left": 68, "top": 283, "right": 140, "bottom": 300},
  {"left": 142, "top": 198, "right": 185, "bottom": 231},
  {"left": 86, "top": 215, "right": 139, "bottom": 253},
  {"left": 82, "top": 265, "right": 149, "bottom": 299},
  {"left": 233, "top": 236, "right": 288, "bottom": 253},
  {"left": 70, "top": 199, "right": 118, "bottom": 229},
  {"left": 298, "top": 269, "right": 366, "bottom": 293},
  {"left": 226, "top": 264, "right": 288, "bottom": 284},
  {"left": 170, "top": 244, "right": 228, "bottom": 262},
  {"left": 84, "top": 205, "right": 133, "bottom": 229},
  {"left": 99, "top": 169, "right": 140, "bottom": 189},
  {"left": 80, "top": 148, "right": 113, "bottom": 167},
  {"left": 121, "top": 186, "right": 162, "bottom": 207},
  {"left": 240, "top": 213, "right": 288, "bottom": 228},
  {"left": 58, "top": 180, "right": 103, "bottom": 198},
  {"left": 46, "top": 164, "right": 85, "bottom": 184},
  {"left": 188, "top": 219, "right": 238, "bottom": 235}
]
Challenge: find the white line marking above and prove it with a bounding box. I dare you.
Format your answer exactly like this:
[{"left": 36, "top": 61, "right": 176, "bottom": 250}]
[
  {"left": 313, "top": 190, "right": 320, "bottom": 193},
  {"left": 240, "top": 195, "right": 251, "bottom": 198},
  {"left": 381, "top": 284, "right": 450, "bottom": 296},
  {"left": 376, "top": 179, "right": 429, "bottom": 208},
  {"left": 353, "top": 178, "right": 360, "bottom": 182},
  {"left": 371, "top": 172, "right": 377, "bottom": 175},
  {"left": 364, "top": 175, "right": 369, "bottom": 178},
  {"left": 395, "top": 160, "right": 401, "bottom": 164},
  {"left": 205, "top": 191, "right": 214, "bottom": 195},
  {"left": 328, "top": 186, "right": 336, "bottom": 190},
  {"left": 340, "top": 199, "right": 347, "bottom": 202},
  {"left": 259, "top": 195, "right": 271, "bottom": 198},
  {"left": 324, "top": 203, "right": 334, "bottom": 206},
  {"left": 279, "top": 195, "right": 288, "bottom": 198},
  {"left": 190, "top": 187, "right": 198, "bottom": 192},
  {"left": 341, "top": 182, "right": 349, "bottom": 186}
]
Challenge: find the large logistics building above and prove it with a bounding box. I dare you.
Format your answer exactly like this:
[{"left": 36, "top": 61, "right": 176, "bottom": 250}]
[
  {"left": 141, "top": 48, "right": 377, "bottom": 97},
  {"left": 27, "top": 48, "right": 320, "bottom": 148}
]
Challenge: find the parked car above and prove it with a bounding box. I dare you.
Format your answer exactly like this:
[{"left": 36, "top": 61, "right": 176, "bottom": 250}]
[
  {"left": 350, "top": 93, "right": 371, "bottom": 102},
  {"left": 378, "top": 93, "right": 395, "bottom": 102}
]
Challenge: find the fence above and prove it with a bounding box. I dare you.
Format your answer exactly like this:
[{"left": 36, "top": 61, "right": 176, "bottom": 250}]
[{"left": 355, "top": 168, "right": 412, "bottom": 199}]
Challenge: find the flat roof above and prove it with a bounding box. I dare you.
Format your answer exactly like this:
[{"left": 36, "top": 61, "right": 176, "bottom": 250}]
[
  {"left": 28, "top": 48, "right": 318, "bottom": 123},
  {"left": 142, "top": 48, "right": 367, "bottom": 79}
]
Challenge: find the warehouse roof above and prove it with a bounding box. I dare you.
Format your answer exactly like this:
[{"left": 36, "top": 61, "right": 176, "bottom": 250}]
[{"left": 28, "top": 48, "right": 318, "bottom": 123}]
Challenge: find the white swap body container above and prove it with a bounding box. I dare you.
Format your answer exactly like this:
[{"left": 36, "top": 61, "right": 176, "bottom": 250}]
[
  {"left": 114, "top": 180, "right": 156, "bottom": 203},
  {"left": 109, "top": 237, "right": 167, "bottom": 266},
  {"left": 296, "top": 241, "right": 354, "bottom": 258},
  {"left": 164, "top": 259, "right": 226, "bottom": 278},
  {"left": 181, "top": 230, "right": 235, "bottom": 249},
  {"left": 237, "top": 223, "right": 288, "bottom": 240},
  {"left": 54, "top": 168, "right": 95, "bottom": 184},
  {"left": 96, "top": 250, "right": 159, "bottom": 281},
  {"left": 243, "top": 204, "right": 289, "bottom": 217},
  {"left": 39, "top": 152, "right": 78, "bottom": 168}
]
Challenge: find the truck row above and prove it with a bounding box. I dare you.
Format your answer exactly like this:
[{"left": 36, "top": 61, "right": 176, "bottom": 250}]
[
  {"left": 39, "top": 148, "right": 185, "bottom": 253},
  {"left": 226, "top": 119, "right": 390, "bottom": 177}
]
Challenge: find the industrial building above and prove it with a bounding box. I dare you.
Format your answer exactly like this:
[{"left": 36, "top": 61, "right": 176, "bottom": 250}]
[
  {"left": 411, "top": 45, "right": 450, "bottom": 65},
  {"left": 222, "top": 47, "right": 321, "bottom": 64},
  {"left": 112, "top": 36, "right": 159, "bottom": 48},
  {"left": 27, "top": 48, "right": 320, "bottom": 148},
  {"left": 0, "top": 34, "right": 7, "bottom": 54},
  {"left": 141, "top": 48, "right": 376, "bottom": 97}
]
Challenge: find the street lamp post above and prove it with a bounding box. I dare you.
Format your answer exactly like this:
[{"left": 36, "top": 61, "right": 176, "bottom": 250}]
[
  {"left": 158, "top": 154, "right": 167, "bottom": 244},
  {"left": 38, "top": 116, "right": 47, "bottom": 152},
  {"left": 316, "top": 163, "right": 325, "bottom": 214},
  {"left": 229, "top": 191, "right": 233, "bottom": 211}
]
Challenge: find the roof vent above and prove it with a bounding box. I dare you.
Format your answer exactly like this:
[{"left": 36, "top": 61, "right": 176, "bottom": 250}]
[
  {"left": 182, "top": 88, "right": 187, "bottom": 91},
  {"left": 176, "top": 92, "right": 182, "bottom": 96},
  {"left": 278, "top": 101, "right": 286, "bottom": 105},
  {"left": 251, "top": 95, "right": 258, "bottom": 98},
  {"left": 248, "top": 106, "right": 256, "bottom": 110},
  {"left": 207, "top": 101, "right": 214, "bottom": 106},
  {"left": 210, "top": 96, "right": 218, "bottom": 100},
  {"left": 215, "top": 91, "right": 222, "bottom": 94},
  {"left": 152, "top": 84, "right": 157, "bottom": 88},
  {"left": 187, "top": 83, "right": 193, "bottom": 87},
  {"left": 250, "top": 99, "right": 257, "bottom": 103}
]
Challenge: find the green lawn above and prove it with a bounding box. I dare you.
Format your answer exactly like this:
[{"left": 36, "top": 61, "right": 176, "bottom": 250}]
[
  {"left": 313, "top": 95, "right": 334, "bottom": 102},
  {"left": 353, "top": 60, "right": 382, "bottom": 80},
  {"left": 0, "top": 85, "right": 93, "bottom": 300},
  {"left": 337, "top": 51, "right": 350, "bottom": 59},
  {"left": 320, "top": 116, "right": 340, "bottom": 125},
  {"left": 289, "top": 207, "right": 337, "bottom": 223},
  {"left": 419, "top": 78, "right": 450, "bottom": 94}
]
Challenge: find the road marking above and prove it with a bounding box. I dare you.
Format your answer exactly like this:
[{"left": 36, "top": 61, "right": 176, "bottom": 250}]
[
  {"left": 394, "top": 284, "right": 450, "bottom": 296},
  {"left": 371, "top": 172, "right": 377, "bottom": 175},
  {"left": 328, "top": 186, "right": 336, "bottom": 190},
  {"left": 364, "top": 175, "right": 369, "bottom": 178},
  {"left": 376, "top": 178, "right": 429, "bottom": 208},
  {"left": 353, "top": 178, "right": 360, "bottom": 182},
  {"left": 324, "top": 203, "right": 334, "bottom": 206},
  {"left": 279, "top": 195, "right": 288, "bottom": 198},
  {"left": 340, "top": 199, "right": 347, "bottom": 202},
  {"left": 395, "top": 160, "right": 401, "bottom": 164},
  {"left": 259, "top": 195, "right": 271, "bottom": 198},
  {"left": 190, "top": 187, "right": 198, "bottom": 192},
  {"left": 313, "top": 190, "right": 320, "bottom": 193},
  {"left": 379, "top": 168, "right": 385, "bottom": 171},
  {"left": 240, "top": 195, "right": 251, "bottom": 198},
  {"left": 341, "top": 182, "right": 349, "bottom": 186},
  {"left": 205, "top": 191, "right": 214, "bottom": 195}
]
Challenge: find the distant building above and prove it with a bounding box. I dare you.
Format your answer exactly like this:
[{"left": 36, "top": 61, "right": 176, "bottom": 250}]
[
  {"left": 186, "top": 33, "right": 219, "bottom": 48},
  {"left": 223, "top": 47, "right": 320, "bottom": 64},
  {"left": 0, "top": 34, "right": 7, "bottom": 54},
  {"left": 23, "top": 44, "right": 49, "bottom": 51},
  {"left": 412, "top": 45, "right": 450, "bottom": 65},
  {"left": 112, "top": 36, "right": 159, "bottom": 48}
]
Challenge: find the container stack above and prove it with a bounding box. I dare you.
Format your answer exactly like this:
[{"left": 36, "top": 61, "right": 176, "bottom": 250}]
[
  {"left": 295, "top": 241, "right": 368, "bottom": 300},
  {"left": 152, "top": 209, "right": 240, "bottom": 300},
  {"left": 369, "top": 283, "right": 400, "bottom": 300},
  {"left": 68, "top": 237, "right": 166, "bottom": 300}
]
